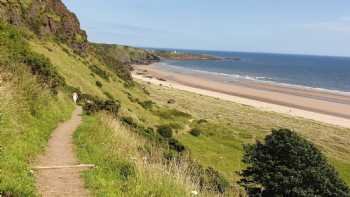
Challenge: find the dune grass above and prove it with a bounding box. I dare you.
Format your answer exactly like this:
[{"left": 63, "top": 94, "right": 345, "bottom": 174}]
[{"left": 143, "top": 81, "right": 350, "bottom": 186}]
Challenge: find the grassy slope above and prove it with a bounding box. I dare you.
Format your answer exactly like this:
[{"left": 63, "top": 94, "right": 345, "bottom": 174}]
[
  {"left": 0, "top": 80, "right": 73, "bottom": 196},
  {"left": 29, "top": 40, "right": 210, "bottom": 196},
  {"left": 0, "top": 23, "right": 74, "bottom": 196},
  {"left": 74, "top": 114, "right": 198, "bottom": 197},
  {"left": 30, "top": 38, "right": 350, "bottom": 192},
  {"left": 143, "top": 81, "right": 350, "bottom": 185}
]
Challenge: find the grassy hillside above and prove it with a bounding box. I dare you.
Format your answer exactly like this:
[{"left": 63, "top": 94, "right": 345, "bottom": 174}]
[
  {"left": 1, "top": 0, "right": 349, "bottom": 196},
  {"left": 0, "top": 22, "right": 74, "bottom": 196}
]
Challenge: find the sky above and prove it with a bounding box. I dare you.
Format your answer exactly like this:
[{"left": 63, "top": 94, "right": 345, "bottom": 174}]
[{"left": 62, "top": 0, "right": 350, "bottom": 57}]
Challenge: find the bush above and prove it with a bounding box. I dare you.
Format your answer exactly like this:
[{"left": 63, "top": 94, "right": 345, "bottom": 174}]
[
  {"left": 88, "top": 64, "right": 110, "bottom": 81},
  {"left": 120, "top": 116, "right": 138, "bottom": 128},
  {"left": 138, "top": 100, "right": 154, "bottom": 110},
  {"left": 168, "top": 138, "right": 185, "bottom": 153},
  {"left": 80, "top": 94, "right": 120, "bottom": 117},
  {"left": 157, "top": 125, "right": 173, "bottom": 138},
  {"left": 96, "top": 80, "right": 103, "bottom": 88},
  {"left": 190, "top": 128, "right": 201, "bottom": 137},
  {"left": 119, "top": 163, "right": 135, "bottom": 181},
  {"left": 190, "top": 162, "right": 229, "bottom": 193},
  {"left": 239, "top": 128, "right": 350, "bottom": 196}
]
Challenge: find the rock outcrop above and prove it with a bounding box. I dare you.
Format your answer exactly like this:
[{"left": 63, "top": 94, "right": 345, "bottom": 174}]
[{"left": 0, "top": 0, "right": 88, "bottom": 53}]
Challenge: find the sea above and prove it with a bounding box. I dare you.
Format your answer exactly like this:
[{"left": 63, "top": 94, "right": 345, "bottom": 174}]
[{"left": 151, "top": 49, "right": 350, "bottom": 94}]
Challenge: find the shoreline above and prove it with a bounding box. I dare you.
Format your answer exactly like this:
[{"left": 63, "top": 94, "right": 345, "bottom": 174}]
[{"left": 132, "top": 64, "right": 350, "bottom": 128}]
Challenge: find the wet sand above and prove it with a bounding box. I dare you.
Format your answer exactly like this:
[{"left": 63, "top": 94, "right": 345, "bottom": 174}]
[{"left": 132, "top": 64, "right": 350, "bottom": 128}]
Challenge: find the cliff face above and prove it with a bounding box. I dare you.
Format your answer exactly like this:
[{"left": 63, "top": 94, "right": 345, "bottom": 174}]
[{"left": 0, "top": 0, "right": 88, "bottom": 53}]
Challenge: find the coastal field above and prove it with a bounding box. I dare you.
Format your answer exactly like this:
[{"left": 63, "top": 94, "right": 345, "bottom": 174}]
[{"left": 133, "top": 67, "right": 350, "bottom": 185}]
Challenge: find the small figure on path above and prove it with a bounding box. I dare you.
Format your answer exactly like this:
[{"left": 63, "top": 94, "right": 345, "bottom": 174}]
[{"left": 72, "top": 92, "right": 78, "bottom": 104}]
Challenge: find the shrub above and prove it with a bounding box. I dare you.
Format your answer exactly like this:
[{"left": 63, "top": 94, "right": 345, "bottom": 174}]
[
  {"left": 190, "top": 128, "right": 201, "bottom": 137},
  {"left": 96, "top": 80, "right": 103, "bottom": 88},
  {"left": 157, "top": 125, "right": 173, "bottom": 138},
  {"left": 120, "top": 116, "right": 137, "bottom": 128},
  {"left": 119, "top": 163, "right": 135, "bottom": 181},
  {"left": 138, "top": 100, "right": 154, "bottom": 110},
  {"left": 239, "top": 128, "right": 350, "bottom": 196},
  {"left": 79, "top": 94, "right": 120, "bottom": 117},
  {"left": 88, "top": 64, "right": 110, "bottom": 81},
  {"left": 190, "top": 162, "right": 229, "bottom": 193},
  {"left": 168, "top": 138, "right": 185, "bottom": 153}
]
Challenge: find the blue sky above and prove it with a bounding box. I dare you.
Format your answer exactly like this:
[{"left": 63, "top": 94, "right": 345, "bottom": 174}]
[{"left": 63, "top": 1, "right": 350, "bottom": 57}]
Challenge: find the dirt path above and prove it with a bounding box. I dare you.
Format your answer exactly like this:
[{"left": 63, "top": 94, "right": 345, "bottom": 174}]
[{"left": 34, "top": 107, "right": 90, "bottom": 197}]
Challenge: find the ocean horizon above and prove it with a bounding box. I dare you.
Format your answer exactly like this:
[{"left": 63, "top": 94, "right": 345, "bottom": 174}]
[{"left": 151, "top": 49, "right": 350, "bottom": 94}]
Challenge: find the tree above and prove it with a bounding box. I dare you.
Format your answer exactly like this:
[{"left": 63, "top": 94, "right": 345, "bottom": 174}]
[{"left": 239, "top": 128, "right": 350, "bottom": 197}]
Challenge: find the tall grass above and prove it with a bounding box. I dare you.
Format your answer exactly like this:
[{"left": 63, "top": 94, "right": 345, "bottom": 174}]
[
  {"left": 0, "top": 65, "right": 73, "bottom": 196},
  {"left": 74, "top": 114, "right": 235, "bottom": 196}
]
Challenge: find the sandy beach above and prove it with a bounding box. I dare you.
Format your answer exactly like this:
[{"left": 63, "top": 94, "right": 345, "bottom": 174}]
[{"left": 132, "top": 64, "right": 350, "bottom": 128}]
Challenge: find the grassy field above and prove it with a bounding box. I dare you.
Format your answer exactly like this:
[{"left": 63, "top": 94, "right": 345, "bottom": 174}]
[{"left": 142, "top": 81, "right": 350, "bottom": 185}]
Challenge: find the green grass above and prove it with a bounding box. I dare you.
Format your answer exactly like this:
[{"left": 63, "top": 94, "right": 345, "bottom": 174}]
[
  {"left": 0, "top": 69, "right": 74, "bottom": 196},
  {"left": 143, "top": 81, "right": 350, "bottom": 186},
  {"left": 74, "top": 114, "right": 199, "bottom": 197}
]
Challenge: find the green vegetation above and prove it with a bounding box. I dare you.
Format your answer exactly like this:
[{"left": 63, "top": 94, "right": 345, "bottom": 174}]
[
  {"left": 92, "top": 43, "right": 158, "bottom": 83},
  {"left": 190, "top": 128, "right": 202, "bottom": 137},
  {"left": 157, "top": 125, "right": 173, "bottom": 138},
  {"left": 0, "top": 22, "right": 73, "bottom": 196},
  {"left": 2, "top": 1, "right": 350, "bottom": 196},
  {"left": 89, "top": 64, "right": 110, "bottom": 81},
  {"left": 144, "top": 81, "right": 350, "bottom": 187},
  {"left": 239, "top": 129, "right": 350, "bottom": 196},
  {"left": 74, "top": 114, "right": 199, "bottom": 197}
]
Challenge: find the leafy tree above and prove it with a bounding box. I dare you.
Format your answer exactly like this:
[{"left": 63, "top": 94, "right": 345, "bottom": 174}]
[{"left": 239, "top": 128, "right": 350, "bottom": 197}]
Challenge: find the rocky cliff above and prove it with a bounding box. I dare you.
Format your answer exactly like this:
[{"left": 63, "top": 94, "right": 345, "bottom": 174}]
[{"left": 0, "top": 0, "right": 88, "bottom": 53}]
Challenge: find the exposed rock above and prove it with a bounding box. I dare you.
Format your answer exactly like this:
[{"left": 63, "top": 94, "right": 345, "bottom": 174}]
[{"left": 0, "top": 0, "right": 88, "bottom": 54}]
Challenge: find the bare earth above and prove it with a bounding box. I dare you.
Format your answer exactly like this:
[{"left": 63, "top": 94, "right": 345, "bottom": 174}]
[
  {"left": 34, "top": 107, "right": 90, "bottom": 197},
  {"left": 132, "top": 64, "right": 350, "bottom": 128}
]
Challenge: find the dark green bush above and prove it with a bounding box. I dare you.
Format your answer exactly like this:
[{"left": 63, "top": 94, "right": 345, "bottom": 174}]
[
  {"left": 88, "top": 64, "right": 110, "bottom": 81},
  {"left": 157, "top": 125, "right": 173, "bottom": 138},
  {"left": 119, "top": 163, "right": 135, "bottom": 181},
  {"left": 168, "top": 138, "right": 185, "bottom": 153},
  {"left": 190, "top": 128, "right": 201, "bottom": 137},
  {"left": 239, "top": 128, "right": 350, "bottom": 196},
  {"left": 120, "top": 116, "right": 138, "bottom": 128},
  {"left": 80, "top": 94, "right": 120, "bottom": 117},
  {"left": 138, "top": 100, "right": 154, "bottom": 110},
  {"left": 96, "top": 80, "right": 103, "bottom": 88}
]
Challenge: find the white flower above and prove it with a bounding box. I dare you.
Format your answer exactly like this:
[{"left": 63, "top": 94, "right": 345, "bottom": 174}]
[{"left": 191, "top": 190, "right": 198, "bottom": 196}]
